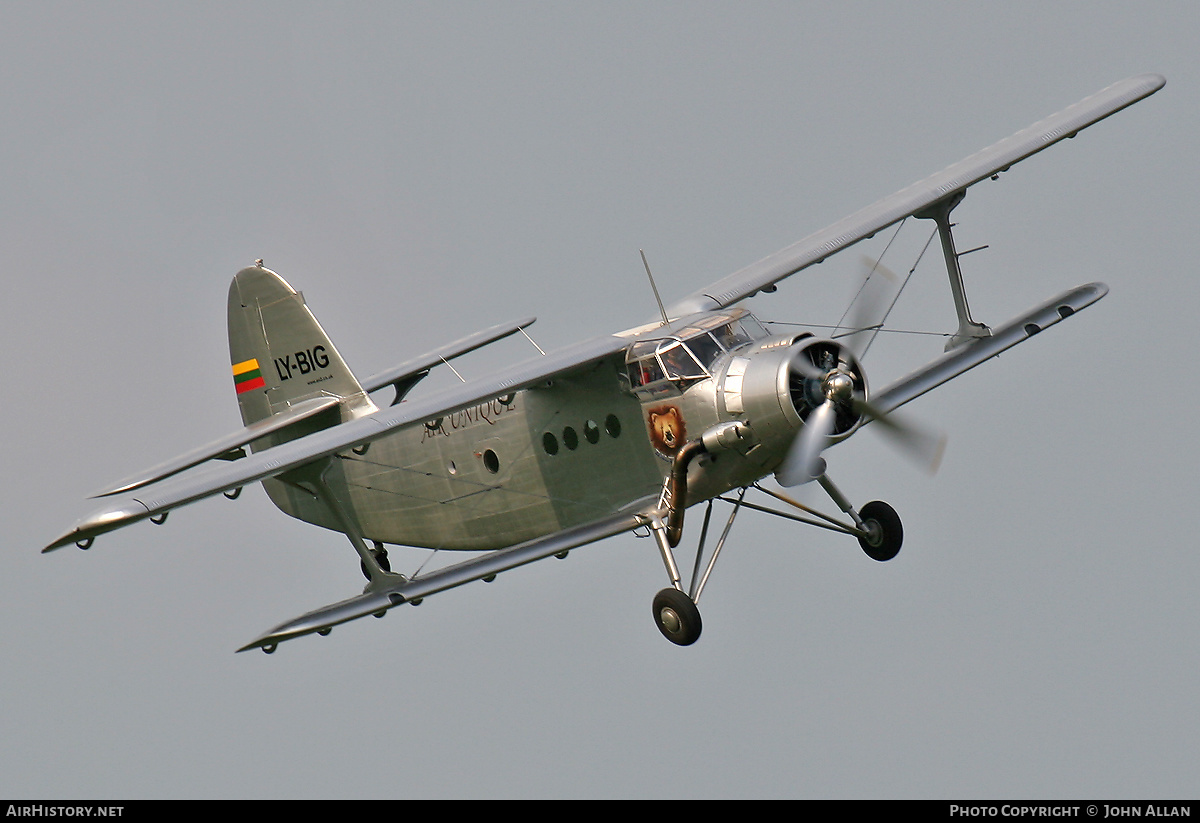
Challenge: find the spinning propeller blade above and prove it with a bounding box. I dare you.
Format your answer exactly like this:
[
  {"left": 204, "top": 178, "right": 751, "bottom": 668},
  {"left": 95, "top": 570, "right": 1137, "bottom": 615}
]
[
  {"left": 776, "top": 341, "right": 856, "bottom": 487},
  {"left": 839, "top": 255, "right": 901, "bottom": 360},
  {"left": 852, "top": 396, "right": 947, "bottom": 475},
  {"left": 776, "top": 398, "right": 836, "bottom": 486}
]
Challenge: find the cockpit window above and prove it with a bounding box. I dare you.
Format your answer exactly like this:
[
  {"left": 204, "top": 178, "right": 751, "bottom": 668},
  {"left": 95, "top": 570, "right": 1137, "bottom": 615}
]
[
  {"left": 657, "top": 341, "right": 706, "bottom": 381},
  {"left": 624, "top": 310, "right": 768, "bottom": 394},
  {"left": 737, "top": 314, "right": 768, "bottom": 340},
  {"left": 626, "top": 338, "right": 707, "bottom": 389},
  {"left": 711, "top": 322, "right": 752, "bottom": 351},
  {"left": 628, "top": 354, "right": 665, "bottom": 388},
  {"left": 687, "top": 332, "right": 723, "bottom": 370}
]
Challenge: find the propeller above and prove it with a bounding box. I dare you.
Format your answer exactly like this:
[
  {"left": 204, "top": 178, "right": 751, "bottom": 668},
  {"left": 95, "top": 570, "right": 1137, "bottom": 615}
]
[
  {"left": 774, "top": 257, "right": 945, "bottom": 485},
  {"left": 775, "top": 340, "right": 862, "bottom": 486},
  {"left": 852, "top": 395, "right": 947, "bottom": 474},
  {"left": 776, "top": 395, "right": 836, "bottom": 487}
]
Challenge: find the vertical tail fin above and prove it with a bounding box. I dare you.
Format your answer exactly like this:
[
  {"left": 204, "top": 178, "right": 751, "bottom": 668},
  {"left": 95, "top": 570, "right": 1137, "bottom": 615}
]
[{"left": 228, "top": 264, "right": 374, "bottom": 427}]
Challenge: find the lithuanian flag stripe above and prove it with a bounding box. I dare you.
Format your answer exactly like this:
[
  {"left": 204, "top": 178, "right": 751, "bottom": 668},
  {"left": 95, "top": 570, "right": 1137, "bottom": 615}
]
[
  {"left": 233, "top": 358, "right": 260, "bottom": 376},
  {"left": 233, "top": 359, "right": 265, "bottom": 394}
]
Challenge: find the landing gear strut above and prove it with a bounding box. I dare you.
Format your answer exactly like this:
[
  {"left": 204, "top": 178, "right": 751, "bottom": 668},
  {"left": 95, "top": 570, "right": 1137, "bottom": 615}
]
[
  {"left": 360, "top": 542, "right": 391, "bottom": 580},
  {"left": 643, "top": 427, "right": 906, "bottom": 646},
  {"left": 645, "top": 484, "right": 746, "bottom": 647},
  {"left": 812, "top": 476, "right": 903, "bottom": 562}
]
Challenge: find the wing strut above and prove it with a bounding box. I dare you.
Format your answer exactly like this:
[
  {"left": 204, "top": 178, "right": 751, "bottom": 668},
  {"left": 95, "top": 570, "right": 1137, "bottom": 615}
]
[{"left": 916, "top": 192, "right": 992, "bottom": 351}]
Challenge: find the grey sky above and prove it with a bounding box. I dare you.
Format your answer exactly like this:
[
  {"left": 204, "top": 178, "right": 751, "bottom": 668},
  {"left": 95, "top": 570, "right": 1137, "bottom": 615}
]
[{"left": 4, "top": 2, "right": 1197, "bottom": 798}]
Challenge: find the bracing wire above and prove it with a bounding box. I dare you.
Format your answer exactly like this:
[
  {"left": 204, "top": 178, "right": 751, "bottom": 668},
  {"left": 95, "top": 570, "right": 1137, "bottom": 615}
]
[
  {"left": 832, "top": 218, "right": 907, "bottom": 339},
  {"left": 764, "top": 224, "right": 944, "bottom": 348},
  {"left": 858, "top": 225, "right": 939, "bottom": 359}
]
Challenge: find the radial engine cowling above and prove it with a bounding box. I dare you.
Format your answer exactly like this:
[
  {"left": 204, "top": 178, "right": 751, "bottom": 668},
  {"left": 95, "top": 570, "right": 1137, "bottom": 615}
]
[{"left": 722, "top": 335, "right": 869, "bottom": 472}]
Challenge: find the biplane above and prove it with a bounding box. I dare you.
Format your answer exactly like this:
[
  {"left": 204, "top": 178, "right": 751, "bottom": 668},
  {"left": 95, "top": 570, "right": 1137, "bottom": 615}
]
[{"left": 44, "top": 74, "right": 1165, "bottom": 652}]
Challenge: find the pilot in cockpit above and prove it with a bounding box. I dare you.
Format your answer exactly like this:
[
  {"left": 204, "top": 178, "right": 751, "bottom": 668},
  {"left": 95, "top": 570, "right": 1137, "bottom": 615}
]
[{"left": 659, "top": 343, "right": 694, "bottom": 380}]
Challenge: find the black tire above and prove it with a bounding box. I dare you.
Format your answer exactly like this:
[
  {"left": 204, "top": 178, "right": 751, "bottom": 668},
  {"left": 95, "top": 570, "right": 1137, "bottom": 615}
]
[
  {"left": 360, "top": 545, "right": 391, "bottom": 579},
  {"left": 374, "top": 546, "right": 391, "bottom": 573},
  {"left": 858, "top": 500, "right": 902, "bottom": 562},
  {"left": 652, "top": 588, "right": 703, "bottom": 646}
]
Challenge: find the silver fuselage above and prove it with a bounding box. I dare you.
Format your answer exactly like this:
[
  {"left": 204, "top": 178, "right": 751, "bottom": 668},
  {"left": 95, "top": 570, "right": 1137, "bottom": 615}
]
[{"left": 262, "top": 312, "right": 813, "bottom": 551}]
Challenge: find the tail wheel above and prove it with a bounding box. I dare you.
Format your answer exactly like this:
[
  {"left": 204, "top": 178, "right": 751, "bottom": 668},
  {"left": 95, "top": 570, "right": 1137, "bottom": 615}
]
[
  {"left": 857, "top": 500, "right": 903, "bottom": 562},
  {"left": 652, "top": 588, "right": 702, "bottom": 646}
]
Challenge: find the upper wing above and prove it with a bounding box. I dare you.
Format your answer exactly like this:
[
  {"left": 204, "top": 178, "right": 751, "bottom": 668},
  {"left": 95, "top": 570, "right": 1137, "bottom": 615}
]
[
  {"left": 358, "top": 315, "right": 536, "bottom": 401},
  {"left": 44, "top": 331, "right": 630, "bottom": 552},
  {"left": 667, "top": 73, "right": 1165, "bottom": 317}
]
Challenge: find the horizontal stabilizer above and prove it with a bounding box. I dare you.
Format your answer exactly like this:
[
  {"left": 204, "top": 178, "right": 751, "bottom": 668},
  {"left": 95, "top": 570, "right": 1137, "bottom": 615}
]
[
  {"left": 237, "top": 505, "right": 652, "bottom": 652},
  {"left": 94, "top": 396, "right": 340, "bottom": 497},
  {"left": 873, "top": 282, "right": 1108, "bottom": 414}
]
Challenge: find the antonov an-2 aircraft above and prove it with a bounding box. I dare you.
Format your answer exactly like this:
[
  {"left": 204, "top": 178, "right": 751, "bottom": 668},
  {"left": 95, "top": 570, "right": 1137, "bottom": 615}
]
[{"left": 45, "top": 74, "right": 1164, "bottom": 653}]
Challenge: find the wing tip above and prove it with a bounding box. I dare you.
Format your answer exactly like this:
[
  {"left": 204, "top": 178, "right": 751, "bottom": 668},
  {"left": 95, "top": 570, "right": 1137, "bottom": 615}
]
[
  {"left": 42, "top": 500, "right": 152, "bottom": 554},
  {"left": 1137, "top": 72, "right": 1166, "bottom": 92},
  {"left": 235, "top": 589, "right": 402, "bottom": 653}
]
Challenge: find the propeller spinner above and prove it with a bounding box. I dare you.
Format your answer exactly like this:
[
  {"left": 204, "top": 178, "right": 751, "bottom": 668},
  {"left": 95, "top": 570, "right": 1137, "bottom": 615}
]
[
  {"left": 772, "top": 256, "right": 944, "bottom": 485},
  {"left": 776, "top": 339, "right": 868, "bottom": 486}
]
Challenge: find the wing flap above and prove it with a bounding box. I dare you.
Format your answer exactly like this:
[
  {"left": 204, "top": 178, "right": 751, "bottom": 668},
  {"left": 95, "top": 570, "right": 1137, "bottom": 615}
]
[
  {"left": 668, "top": 74, "right": 1163, "bottom": 316},
  {"left": 237, "top": 504, "right": 652, "bottom": 652}
]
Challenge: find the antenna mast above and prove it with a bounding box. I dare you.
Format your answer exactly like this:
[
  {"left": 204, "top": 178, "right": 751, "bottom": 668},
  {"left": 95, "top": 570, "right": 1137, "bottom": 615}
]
[{"left": 640, "top": 249, "right": 670, "bottom": 326}]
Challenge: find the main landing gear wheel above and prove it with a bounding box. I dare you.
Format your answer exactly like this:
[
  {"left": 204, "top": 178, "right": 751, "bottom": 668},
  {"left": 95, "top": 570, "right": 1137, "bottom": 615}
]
[
  {"left": 857, "top": 500, "right": 903, "bottom": 562},
  {"left": 360, "top": 545, "right": 391, "bottom": 580},
  {"left": 652, "top": 588, "right": 702, "bottom": 646}
]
